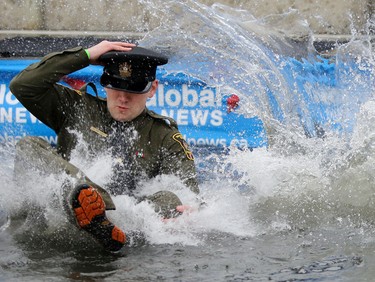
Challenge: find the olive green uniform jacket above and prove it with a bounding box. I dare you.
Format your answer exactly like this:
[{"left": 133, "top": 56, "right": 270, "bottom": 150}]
[{"left": 10, "top": 47, "right": 199, "bottom": 195}]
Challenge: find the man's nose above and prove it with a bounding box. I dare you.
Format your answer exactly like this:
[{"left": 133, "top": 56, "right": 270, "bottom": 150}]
[{"left": 118, "top": 92, "right": 131, "bottom": 102}]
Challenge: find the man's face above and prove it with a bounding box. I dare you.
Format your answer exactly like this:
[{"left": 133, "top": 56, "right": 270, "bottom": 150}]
[{"left": 106, "top": 80, "right": 158, "bottom": 122}]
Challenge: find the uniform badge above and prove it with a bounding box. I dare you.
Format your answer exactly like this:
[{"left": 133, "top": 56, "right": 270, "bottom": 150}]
[
  {"left": 119, "top": 62, "right": 132, "bottom": 78},
  {"left": 172, "top": 133, "right": 194, "bottom": 161}
]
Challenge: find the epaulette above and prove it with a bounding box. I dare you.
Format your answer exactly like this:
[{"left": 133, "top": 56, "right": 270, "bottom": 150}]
[
  {"left": 79, "top": 82, "right": 106, "bottom": 101},
  {"left": 147, "top": 109, "right": 178, "bottom": 129},
  {"left": 74, "top": 89, "right": 83, "bottom": 96}
]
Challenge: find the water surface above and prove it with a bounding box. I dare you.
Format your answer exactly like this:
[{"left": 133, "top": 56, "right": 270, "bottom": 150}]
[{"left": 1, "top": 1, "right": 375, "bottom": 281}]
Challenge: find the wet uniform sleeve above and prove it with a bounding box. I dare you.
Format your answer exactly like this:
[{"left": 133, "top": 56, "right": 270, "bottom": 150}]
[
  {"left": 160, "top": 131, "right": 200, "bottom": 194},
  {"left": 9, "top": 47, "right": 90, "bottom": 133}
]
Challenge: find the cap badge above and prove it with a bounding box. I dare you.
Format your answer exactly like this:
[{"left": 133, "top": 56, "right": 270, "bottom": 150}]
[{"left": 119, "top": 62, "right": 132, "bottom": 78}]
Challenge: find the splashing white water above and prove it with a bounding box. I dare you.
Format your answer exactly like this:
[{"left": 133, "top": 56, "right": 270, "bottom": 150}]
[{"left": 1, "top": 0, "right": 375, "bottom": 252}]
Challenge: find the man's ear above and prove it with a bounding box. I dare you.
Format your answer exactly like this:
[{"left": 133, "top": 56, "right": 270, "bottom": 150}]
[{"left": 148, "top": 80, "right": 158, "bottom": 98}]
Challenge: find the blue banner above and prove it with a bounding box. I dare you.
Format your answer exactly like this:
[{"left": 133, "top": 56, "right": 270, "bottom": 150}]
[{"left": 0, "top": 59, "right": 267, "bottom": 148}]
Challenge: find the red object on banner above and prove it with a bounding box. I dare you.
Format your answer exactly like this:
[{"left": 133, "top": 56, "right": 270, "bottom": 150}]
[
  {"left": 226, "top": 94, "right": 240, "bottom": 113},
  {"left": 62, "top": 76, "right": 86, "bottom": 90}
]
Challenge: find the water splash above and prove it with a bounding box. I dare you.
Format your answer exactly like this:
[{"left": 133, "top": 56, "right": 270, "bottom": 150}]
[
  {"left": 138, "top": 0, "right": 374, "bottom": 143},
  {"left": 1, "top": 0, "right": 375, "bottom": 254}
]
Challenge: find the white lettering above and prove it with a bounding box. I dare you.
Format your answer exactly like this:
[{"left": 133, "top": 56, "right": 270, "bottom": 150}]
[
  {"left": 187, "top": 137, "right": 227, "bottom": 147},
  {"left": 6, "top": 90, "right": 19, "bottom": 105},
  {"left": 176, "top": 109, "right": 189, "bottom": 125},
  {"left": 160, "top": 109, "right": 224, "bottom": 127},
  {"left": 182, "top": 85, "right": 198, "bottom": 107},
  {"left": 150, "top": 83, "right": 220, "bottom": 108},
  {"left": 200, "top": 89, "right": 216, "bottom": 107},
  {"left": 43, "top": 135, "right": 58, "bottom": 144},
  {"left": 15, "top": 107, "right": 27, "bottom": 123},
  {"left": 29, "top": 113, "right": 39, "bottom": 123},
  {"left": 158, "top": 84, "right": 164, "bottom": 106},
  {"left": 210, "top": 110, "right": 223, "bottom": 126},
  {"left": 0, "top": 85, "right": 5, "bottom": 104},
  {"left": 230, "top": 138, "right": 249, "bottom": 148},
  {"left": 191, "top": 110, "right": 209, "bottom": 126},
  {"left": 0, "top": 133, "right": 57, "bottom": 146},
  {"left": 0, "top": 85, "right": 19, "bottom": 106},
  {"left": 0, "top": 107, "right": 12, "bottom": 122},
  {"left": 147, "top": 95, "right": 157, "bottom": 107},
  {"left": 165, "top": 89, "right": 181, "bottom": 107},
  {"left": 0, "top": 106, "right": 43, "bottom": 123}
]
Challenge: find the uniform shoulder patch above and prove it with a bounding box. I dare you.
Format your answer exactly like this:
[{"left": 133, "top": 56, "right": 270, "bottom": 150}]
[{"left": 172, "top": 133, "right": 194, "bottom": 161}]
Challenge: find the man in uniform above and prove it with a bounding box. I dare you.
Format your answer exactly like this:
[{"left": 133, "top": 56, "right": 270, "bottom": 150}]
[{"left": 10, "top": 40, "right": 199, "bottom": 252}]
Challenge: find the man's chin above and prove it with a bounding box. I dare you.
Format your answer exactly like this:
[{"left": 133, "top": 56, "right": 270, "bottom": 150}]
[{"left": 112, "top": 114, "right": 131, "bottom": 122}]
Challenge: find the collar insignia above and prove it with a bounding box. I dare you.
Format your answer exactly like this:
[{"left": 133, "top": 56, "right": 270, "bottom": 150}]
[{"left": 90, "top": 126, "right": 108, "bottom": 138}]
